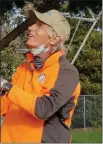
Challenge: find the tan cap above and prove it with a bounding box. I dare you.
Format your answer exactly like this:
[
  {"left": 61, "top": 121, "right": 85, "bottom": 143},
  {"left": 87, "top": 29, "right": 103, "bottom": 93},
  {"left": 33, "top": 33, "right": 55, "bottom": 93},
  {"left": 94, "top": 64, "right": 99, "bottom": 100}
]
[{"left": 29, "top": 9, "right": 70, "bottom": 41}]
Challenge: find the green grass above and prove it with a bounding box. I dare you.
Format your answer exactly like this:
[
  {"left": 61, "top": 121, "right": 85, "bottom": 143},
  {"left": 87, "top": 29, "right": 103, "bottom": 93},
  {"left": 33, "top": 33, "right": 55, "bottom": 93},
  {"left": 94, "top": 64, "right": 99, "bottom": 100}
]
[{"left": 72, "top": 128, "right": 102, "bottom": 143}]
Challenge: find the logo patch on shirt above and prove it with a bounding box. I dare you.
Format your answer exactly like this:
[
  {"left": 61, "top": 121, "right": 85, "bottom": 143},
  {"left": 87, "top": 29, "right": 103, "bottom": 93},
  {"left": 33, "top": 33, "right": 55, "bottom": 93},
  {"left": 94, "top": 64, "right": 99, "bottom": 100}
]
[{"left": 38, "top": 74, "right": 46, "bottom": 83}]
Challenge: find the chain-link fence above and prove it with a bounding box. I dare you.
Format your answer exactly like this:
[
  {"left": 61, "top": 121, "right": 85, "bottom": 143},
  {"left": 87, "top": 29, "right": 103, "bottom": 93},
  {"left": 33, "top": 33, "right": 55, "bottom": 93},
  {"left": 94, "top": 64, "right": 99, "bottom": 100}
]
[{"left": 72, "top": 95, "right": 102, "bottom": 129}]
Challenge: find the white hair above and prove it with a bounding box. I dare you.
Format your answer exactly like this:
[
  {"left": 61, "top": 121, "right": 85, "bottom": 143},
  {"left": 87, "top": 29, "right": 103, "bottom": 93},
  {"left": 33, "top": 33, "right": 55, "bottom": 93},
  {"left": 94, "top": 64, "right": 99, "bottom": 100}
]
[{"left": 47, "top": 26, "right": 65, "bottom": 50}]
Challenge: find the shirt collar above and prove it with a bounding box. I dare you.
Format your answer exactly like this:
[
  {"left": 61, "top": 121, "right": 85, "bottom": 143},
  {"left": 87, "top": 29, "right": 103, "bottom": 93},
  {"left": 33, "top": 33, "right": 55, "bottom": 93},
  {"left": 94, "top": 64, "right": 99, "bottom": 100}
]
[
  {"left": 25, "top": 50, "right": 63, "bottom": 71},
  {"left": 42, "top": 50, "right": 63, "bottom": 69}
]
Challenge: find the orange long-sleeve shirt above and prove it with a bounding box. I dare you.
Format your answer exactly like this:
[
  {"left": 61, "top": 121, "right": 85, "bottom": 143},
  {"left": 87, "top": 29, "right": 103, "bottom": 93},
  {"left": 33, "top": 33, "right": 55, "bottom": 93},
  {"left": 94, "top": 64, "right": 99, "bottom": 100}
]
[{"left": 1, "top": 51, "right": 80, "bottom": 143}]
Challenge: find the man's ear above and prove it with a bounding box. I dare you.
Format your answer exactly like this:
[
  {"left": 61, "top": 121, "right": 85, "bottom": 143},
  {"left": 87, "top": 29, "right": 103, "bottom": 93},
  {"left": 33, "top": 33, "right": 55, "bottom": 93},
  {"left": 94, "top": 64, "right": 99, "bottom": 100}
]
[{"left": 50, "top": 36, "right": 62, "bottom": 46}]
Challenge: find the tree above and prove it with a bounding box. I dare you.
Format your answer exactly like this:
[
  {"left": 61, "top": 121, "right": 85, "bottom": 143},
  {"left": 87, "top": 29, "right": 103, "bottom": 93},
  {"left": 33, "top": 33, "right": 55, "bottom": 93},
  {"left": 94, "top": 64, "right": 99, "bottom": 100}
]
[
  {"left": 0, "top": 0, "right": 102, "bottom": 15},
  {"left": 0, "top": 0, "right": 102, "bottom": 94},
  {"left": 0, "top": 0, "right": 102, "bottom": 51},
  {"left": 68, "top": 18, "right": 102, "bottom": 128},
  {"left": 72, "top": 95, "right": 102, "bottom": 128},
  {"left": 68, "top": 28, "right": 102, "bottom": 95}
]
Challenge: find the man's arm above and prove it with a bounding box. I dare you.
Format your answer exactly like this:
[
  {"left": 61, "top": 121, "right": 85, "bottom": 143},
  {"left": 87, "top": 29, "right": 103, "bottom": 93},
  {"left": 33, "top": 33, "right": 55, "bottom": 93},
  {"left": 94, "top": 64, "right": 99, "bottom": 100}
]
[
  {"left": 7, "top": 69, "right": 80, "bottom": 120},
  {"left": 1, "top": 95, "right": 11, "bottom": 116},
  {"left": 0, "top": 67, "right": 19, "bottom": 116}
]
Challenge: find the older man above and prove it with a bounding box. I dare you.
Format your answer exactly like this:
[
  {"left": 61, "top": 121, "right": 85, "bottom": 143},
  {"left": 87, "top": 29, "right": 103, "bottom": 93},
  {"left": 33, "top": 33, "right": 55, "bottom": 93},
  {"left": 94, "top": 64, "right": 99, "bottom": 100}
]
[{"left": 0, "top": 9, "right": 80, "bottom": 143}]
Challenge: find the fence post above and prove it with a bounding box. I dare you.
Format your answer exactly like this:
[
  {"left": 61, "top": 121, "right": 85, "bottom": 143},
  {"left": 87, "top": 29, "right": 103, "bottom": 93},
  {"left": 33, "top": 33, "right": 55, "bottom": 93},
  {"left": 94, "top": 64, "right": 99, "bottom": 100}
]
[{"left": 84, "top": 95, "right": 86, "bottom": 129}]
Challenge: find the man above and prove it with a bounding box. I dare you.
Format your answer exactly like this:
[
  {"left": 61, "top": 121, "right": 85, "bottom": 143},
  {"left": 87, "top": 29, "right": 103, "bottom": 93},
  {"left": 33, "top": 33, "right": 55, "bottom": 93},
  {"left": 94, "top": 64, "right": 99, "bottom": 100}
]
[{"left": 0, "top": 9, "right": 80, "bottom": 143}]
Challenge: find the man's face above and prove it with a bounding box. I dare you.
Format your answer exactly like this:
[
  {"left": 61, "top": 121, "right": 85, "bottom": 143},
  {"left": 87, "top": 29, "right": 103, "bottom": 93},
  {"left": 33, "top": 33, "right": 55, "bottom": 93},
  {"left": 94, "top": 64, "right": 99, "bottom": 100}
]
[{"left": 26, "top": 19, "right": 51, "bottom": 49}]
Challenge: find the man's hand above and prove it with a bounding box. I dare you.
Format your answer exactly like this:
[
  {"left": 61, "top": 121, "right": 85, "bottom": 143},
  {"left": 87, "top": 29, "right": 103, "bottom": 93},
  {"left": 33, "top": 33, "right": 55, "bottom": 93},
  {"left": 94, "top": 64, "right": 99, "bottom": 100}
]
[
  {"left": 0, "top": 76, "right": 12, "bottom": 96},
  {"left": 0, "top": 77, "right": 8, "bottom": 88}
]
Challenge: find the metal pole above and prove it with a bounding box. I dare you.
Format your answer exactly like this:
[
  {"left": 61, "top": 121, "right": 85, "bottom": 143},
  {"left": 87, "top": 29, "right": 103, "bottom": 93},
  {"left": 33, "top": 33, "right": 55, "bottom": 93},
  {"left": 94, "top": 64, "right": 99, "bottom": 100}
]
[
  {"left": 84, "top": 95, "right": 86, "bottom": 129},
  {"left": 66, "top": 16, "right": 95, "bottom": 22},
  {"left": 87, "top": 7, "right": 95, "bottom": 19},
  {"left": 71, "top": 11, "right": 102, "bottom": 65},
  {"left": 62, "top": 12, "right": 95, "bottom": 22},
  {"left": 69, "top": 19, "right": 81, "bottom": 47}
]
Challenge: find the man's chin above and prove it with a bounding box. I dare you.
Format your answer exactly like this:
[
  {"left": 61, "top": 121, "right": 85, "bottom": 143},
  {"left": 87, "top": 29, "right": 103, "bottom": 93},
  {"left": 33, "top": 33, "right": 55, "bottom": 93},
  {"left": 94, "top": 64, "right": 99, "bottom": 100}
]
[{"left": 26, "top": 41, "right": 37, "bottom": 48}]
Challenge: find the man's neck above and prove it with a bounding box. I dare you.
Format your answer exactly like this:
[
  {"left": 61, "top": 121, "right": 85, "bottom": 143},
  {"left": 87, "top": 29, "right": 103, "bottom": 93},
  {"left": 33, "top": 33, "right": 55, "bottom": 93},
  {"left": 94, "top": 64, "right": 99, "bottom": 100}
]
[{"left": 38, "top": 45, "right": 59, "bottom": 59}]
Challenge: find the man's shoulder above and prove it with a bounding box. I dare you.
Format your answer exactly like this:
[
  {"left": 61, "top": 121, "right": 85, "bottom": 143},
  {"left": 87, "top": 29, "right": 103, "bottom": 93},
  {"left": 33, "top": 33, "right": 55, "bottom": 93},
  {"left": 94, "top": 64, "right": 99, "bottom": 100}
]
[
  {"left": 17, "top": 61, "right": 28, "bottom": 70},
  {"left": 59, "top": 56, "right": 79, "bottom": 76}
]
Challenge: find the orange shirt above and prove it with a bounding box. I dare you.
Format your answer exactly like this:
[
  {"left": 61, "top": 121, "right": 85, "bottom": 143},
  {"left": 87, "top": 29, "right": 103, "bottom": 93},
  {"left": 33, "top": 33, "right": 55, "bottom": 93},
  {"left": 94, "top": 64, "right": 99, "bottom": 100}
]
[{"left": 1, "top": 51, "right": 80, "bottom": 143}]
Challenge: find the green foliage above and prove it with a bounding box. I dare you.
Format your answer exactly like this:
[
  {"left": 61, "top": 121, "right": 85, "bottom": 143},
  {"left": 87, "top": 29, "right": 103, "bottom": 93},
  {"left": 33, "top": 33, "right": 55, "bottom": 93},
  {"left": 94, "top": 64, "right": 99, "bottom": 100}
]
[
  {"left": 0, "top": 38, "right": 25, "bottom": 81},
  {"left": 65, "top": 0, "right": 102, "bottom": 14},
  {"left": 66, "top": 18, "right": 102, "bottom": 128},
  {"left": 0, "top": 0, "right": 102, "bottom": 15},
  {"left": 72, "top": 97, "right": 84, "bottom": 128},
  {"left": 67, "top": 21, "right": 102, "bottom": 95},
  {"left": 72, "top": 95, "right": 102, "bottom": 128}
]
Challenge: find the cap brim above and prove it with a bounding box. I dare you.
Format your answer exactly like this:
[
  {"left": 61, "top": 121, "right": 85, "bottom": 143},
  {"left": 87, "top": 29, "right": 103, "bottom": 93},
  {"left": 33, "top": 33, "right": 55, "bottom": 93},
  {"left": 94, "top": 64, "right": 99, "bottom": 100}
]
[{"left": 28, "top": 10, "right": 52, "bottom": 26}]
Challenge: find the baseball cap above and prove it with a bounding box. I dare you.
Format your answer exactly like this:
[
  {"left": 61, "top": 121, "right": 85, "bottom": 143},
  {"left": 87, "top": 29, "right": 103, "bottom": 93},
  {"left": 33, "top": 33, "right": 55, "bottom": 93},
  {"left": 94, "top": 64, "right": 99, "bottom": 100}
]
[{"left": 29, "top": 9, "right": 70, "bottom": 41}]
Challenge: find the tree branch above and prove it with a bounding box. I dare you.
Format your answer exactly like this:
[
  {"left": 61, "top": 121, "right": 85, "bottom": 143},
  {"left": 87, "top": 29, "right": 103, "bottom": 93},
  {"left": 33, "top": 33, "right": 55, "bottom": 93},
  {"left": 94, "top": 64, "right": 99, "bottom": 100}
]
[{"left": 0, "top": 18, "right": 29, "bottom": 51}]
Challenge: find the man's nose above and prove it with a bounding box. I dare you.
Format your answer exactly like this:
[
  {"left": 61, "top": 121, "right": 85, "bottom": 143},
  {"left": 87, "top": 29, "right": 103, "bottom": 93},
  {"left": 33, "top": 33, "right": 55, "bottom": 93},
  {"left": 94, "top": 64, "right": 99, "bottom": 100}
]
[{"left": 28, "top": 24, "right": 37, "bottom": 31}]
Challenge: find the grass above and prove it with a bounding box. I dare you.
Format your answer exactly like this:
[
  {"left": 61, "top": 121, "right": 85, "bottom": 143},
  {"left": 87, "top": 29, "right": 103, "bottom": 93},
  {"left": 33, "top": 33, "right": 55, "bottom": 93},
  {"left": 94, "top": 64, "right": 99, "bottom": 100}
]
[{"left": 72, "top": 128, "right": 102, "bottom": 143}]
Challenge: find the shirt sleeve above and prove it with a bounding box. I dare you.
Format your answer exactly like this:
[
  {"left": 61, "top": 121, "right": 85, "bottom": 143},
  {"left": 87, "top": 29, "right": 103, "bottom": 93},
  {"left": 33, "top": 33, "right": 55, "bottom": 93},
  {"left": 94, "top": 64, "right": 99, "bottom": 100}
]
[
  {"left": 35, "top": 69, "right": 80, "bottom": 119},
  {"left": 1, "top": 66, "right": 20, "bottom": 116},
  {"left": 7, "top": 69, "right": 80, "bottom": 120},
  {"left": 1, "top": 95, "right": 11, "bottom": 116}
]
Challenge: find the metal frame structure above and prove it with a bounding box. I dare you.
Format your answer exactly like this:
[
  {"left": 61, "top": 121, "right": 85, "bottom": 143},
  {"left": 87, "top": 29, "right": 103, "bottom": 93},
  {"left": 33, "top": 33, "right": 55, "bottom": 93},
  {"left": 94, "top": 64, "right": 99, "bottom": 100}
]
[{"left": 62, "top": 7, "right": 102, "bottom": 64}]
